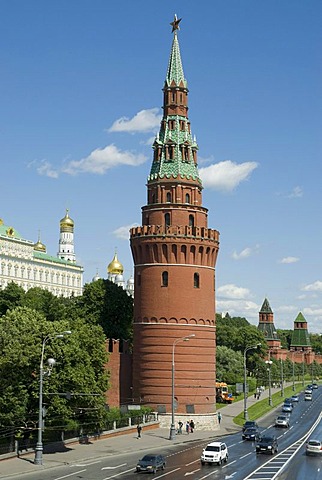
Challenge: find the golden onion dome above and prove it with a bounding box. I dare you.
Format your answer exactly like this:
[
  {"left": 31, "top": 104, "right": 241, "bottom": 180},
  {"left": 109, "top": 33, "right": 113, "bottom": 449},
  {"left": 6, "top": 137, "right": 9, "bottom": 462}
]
[
  {"left": 60, "top": 209, "right": 74, "bottom": 229},
  {"left": 107, "top": 252, "right": 124, "bottom": 275},
  {"left": 34, "top": 232, "right": 46, "bottom": 252},
  {"left": 34, "top": 240, "right": 46, "bottom": 252}
]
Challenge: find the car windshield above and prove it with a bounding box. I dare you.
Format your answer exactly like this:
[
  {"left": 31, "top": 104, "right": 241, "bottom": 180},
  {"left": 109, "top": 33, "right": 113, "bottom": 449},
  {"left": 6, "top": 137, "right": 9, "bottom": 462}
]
[
  {"left": 141, "top": 455, "right": 157, "bottom": 461},
  {"left": 260, "top": 436, "right": 273, "bottom": 442},
  {"left": 206, "top": 446, "right": 220, "bottom": 452},
  {"left": 308, "top": 441, "right": 321, "bottom": 446},
  {"left": 277, "top": 416, "right": 286, "bottom": 420}
]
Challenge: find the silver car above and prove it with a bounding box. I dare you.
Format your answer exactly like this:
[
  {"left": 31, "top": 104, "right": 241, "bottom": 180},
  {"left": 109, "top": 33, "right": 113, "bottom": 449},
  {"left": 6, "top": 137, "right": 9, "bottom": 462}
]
[
  {"left": 275, "top": 415, "right": 289, "bottom": 428},
  {"left": 306, "top": 439, "right": 322, "bottom": 455}
]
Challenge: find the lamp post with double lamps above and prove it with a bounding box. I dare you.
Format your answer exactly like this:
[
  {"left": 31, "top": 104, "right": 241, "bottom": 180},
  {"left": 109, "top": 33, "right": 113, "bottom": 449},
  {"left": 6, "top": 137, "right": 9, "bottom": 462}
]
[
  {"left": 243, "top": 343, "right": 261, "bottom": 420},
  {"left": 292, "top": 352, "right": 296, "bottom": 391},
  {"left": 169, "top": 334, "right": 195, "bottom": 440},
  {"left": 34, "top": 331, "right": 71, "bottom": 465},
  {"left": 265, "top": 359, "right": 273, "bottom": 407}
]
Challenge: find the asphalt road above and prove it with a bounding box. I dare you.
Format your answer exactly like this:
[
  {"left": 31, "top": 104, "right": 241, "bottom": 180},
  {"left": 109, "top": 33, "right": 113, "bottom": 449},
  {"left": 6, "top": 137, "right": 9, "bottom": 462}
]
[{"left": 7, "top": 388, "right": 322, "bottom": 480}]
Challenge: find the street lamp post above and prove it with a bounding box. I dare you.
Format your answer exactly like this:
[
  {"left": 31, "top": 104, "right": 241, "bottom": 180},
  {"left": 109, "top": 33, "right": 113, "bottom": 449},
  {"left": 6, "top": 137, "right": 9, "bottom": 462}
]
[
  {"left": 280, "top": 359, "right": 284, "bottom": 397},
  {"left": 265, "top": 360, "right": 273, "bottom": 407},
  {"left": 243, "top": 343, "right": 261, "bottom": 420},
  {"left": 292, "top": 353, "right": 295, "bottom": 391},
  {"left": 34, "top": 330, "right": 71, "bottom": 465},
  {"left": 302, "top": 352, "right": 305, "bottom": 387},
  {"left": 169, "top": 334, "right": 195, "bottom": 441}
]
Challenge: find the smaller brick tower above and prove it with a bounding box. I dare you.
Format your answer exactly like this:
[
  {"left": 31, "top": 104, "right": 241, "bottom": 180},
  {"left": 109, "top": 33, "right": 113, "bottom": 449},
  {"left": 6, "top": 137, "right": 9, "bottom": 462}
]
[
  {"left": 257, "top": 298, "right": 281, "bottom": 353},
  {"left": 130, "top": 16, "right": 220, "bottom": 428}
]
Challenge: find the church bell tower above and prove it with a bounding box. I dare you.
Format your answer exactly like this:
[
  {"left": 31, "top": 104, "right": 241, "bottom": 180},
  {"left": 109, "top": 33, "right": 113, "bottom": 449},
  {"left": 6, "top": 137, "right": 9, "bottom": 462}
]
[{"left": 130, "top": 16, "right": 220, "bottom": 425}]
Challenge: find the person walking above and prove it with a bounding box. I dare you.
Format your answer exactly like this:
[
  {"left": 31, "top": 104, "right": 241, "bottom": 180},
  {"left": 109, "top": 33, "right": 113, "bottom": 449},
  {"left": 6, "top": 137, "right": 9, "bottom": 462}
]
[
  {"left": 185, "top": 421, "right": 190, "bottom": 434},
  {"left": 137, "top": 424, "right": 142, "bottom": 439},
  {"left": 178, "top": 421, "right": 183, "bottom": 434},
  {"left": 189, "top": 419, "right": 195, "bottom": 433},
  {"left": 218, "top": 412, "right": 222, "bottom": 424}
]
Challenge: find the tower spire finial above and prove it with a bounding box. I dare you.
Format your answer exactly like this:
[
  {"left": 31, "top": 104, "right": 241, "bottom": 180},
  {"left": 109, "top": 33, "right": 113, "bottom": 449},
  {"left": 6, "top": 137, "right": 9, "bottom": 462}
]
[{"left": 170, "top": 14, "right": 182, "bottom": 33}]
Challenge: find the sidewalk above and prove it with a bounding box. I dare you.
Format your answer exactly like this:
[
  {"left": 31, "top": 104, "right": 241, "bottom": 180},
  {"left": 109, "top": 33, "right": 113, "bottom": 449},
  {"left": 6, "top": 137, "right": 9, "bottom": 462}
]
[{"left": 0, "top": 385, "right": 284, "bottom": 479}]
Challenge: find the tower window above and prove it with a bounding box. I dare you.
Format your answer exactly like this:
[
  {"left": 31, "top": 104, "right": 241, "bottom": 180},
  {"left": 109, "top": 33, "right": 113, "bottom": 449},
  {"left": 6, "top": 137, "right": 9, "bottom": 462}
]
[
  {"left": 162, "top": 271, "right": 168, "bottom": 287},
  {"left": 166, "top": 192, "right": 171, "bottom": 203},
  {"left": 194, "top": 273, "right": 200, "bottom": 288},
  {"left": 185, "top": 193, "right": 190, "bottom": 204},
  {"left": 189, "top": 215, "right": 194, "bottom": 227},
  {"left": 165, "top": 213, "right": 170, "bottom": 227}
]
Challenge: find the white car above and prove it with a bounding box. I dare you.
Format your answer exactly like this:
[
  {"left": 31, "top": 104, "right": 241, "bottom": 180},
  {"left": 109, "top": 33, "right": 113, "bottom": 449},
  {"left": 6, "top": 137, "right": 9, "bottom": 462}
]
[
  {"left": 201, "top": 441, "right": 229, "bottom": 465},
  {"left": 305, "top": 393, "right": 312, "bottom": 401},
  {"left": 306, "top": 439, "right": 322, "bottom": 455}
]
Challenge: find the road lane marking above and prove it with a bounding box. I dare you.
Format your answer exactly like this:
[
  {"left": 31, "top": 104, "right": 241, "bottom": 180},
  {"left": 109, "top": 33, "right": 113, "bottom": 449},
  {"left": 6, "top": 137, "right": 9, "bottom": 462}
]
[
  {"left": 55, "top": 470, "right": 87, "bottom": 480},
  {"left": 102, "top": 464, "right": 127, "bottom": 470}
]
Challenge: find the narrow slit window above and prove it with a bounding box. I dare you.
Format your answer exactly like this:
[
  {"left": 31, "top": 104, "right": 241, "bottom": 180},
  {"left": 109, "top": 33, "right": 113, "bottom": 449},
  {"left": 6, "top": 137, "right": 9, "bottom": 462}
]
[
  {"left": 194, "top": 273, "right": 200, "bottom": 288},
  {"left": 162, "top": 271, "right": 168, "bottom": 287}
]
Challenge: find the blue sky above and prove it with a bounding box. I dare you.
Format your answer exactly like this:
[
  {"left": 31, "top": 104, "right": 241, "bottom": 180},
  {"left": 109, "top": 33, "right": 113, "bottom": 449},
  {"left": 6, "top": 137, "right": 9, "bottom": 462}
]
[{"left": 1, "top": 1, "right": 321, "bottom": 332}]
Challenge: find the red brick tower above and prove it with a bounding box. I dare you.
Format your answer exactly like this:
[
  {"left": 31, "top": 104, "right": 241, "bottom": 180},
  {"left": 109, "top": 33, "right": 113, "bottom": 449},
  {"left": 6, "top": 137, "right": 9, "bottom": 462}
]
[{"left": 130, "top": 16, "right": 220, "bottom": 424}]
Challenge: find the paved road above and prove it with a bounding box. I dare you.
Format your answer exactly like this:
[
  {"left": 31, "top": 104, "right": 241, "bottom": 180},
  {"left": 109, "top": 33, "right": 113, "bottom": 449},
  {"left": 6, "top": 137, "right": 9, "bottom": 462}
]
[{"left": 0, "top": 384, "right": 291, "bottom": 479}]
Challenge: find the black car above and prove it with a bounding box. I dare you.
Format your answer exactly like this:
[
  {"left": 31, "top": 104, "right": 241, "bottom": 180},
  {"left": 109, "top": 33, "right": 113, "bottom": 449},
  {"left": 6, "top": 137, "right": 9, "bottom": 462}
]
[
  {"left": 242, "top": 427, "right": 260, "bottom": 441},
  {"left": 136, "top": 454, "right": 166, "bottom": 473},
  {"left": 256, "top": 435, "right": 278, "bottom": 455},
  {"left": 242, "top": 420, "right": 259, "bottom": 432}
]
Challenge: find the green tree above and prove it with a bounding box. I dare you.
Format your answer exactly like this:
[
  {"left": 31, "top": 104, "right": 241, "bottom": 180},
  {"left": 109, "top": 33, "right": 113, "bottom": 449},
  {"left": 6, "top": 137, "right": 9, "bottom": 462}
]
[
  {"left": 0, "top": 306, "right": 109, "bottom": 433},
  {"left": 0, "top": 282, "right": 25, "bottom": 316},
  {"left": 216, "top": 346, "right": 243, "bottom": 384},
  {"left": 76, "top": 279, "right": 133, "bottom": 340}
]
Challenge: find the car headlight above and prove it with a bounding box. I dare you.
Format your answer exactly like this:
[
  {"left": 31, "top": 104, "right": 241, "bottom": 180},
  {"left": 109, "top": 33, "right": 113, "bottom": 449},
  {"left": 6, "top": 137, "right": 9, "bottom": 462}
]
[{"left": 268, "top": 446, "right": 272, "bottom": 449}]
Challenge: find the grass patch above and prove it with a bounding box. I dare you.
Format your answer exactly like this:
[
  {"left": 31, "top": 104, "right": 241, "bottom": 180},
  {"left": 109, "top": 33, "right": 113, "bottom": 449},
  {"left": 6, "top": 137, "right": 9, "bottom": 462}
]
[{"left": 233, "top": 383, "right": 305, "bottom": 427}]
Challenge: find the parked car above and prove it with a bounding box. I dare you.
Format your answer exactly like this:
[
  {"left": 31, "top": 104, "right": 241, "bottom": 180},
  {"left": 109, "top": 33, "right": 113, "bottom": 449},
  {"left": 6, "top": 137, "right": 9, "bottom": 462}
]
[
  {"left": 306, "top": 439, "right": 322, "bottom": 455},
  {"left": 305, "top": 393, "right": 312, "bottom": 401},
  {"left": 200, "top": 441, "right": 229, "bottom": 465},
  {"left": 136, "top": 454, "right": 166, "bottom": 473},
  {"left": 256, "top": 435, "right": 278, "bottom": 455},
  {"left": 305, "top": 388, "right": 313, "bottom": 395},
  {"left": 242, "top": 420, "right": 259, "bottom": 433},
  {"left": 242, "top": 427, "right": 261, "bottom": 441},
  {"left": 275, "top": 415, "right": 289, "bottom": 428},
  {"left": 312, "top": 383, "right": 318, "bottom": 389},
  {"left": 291, "top": 394, "right": 299, "bottom": 402}
]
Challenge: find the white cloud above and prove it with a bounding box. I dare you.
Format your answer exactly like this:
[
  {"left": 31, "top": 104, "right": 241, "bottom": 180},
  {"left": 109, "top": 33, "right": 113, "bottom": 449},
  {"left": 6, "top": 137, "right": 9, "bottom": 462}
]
[
  {"left": 199, "top": 160, "right": 258, "bottom": 192},
  {"left": 113, "top": 224, "right": 139, "bottom": 240},
  {"left": 279, "top": 256, "right": 299, "bottom": 264},
  {"left": 217, "top": 283, "right": 252, "bottom": 300},
  {"left": 302, "top": 281, "right": 322, "bottom": 292},
  {"left": 108, "top": 108, "right": 162, "bottom": 133},
  {"left": 62, "top": 144, "right": 147, "bottom": 175},
  {"left": 29, "top": 160, "right": 59, "bottom": 179},
  {"left": 232, "top": 245, "right": 259, "bottom": 260},
  {"left": 288, "top": 186, "right": 303, "bottom": 198}
]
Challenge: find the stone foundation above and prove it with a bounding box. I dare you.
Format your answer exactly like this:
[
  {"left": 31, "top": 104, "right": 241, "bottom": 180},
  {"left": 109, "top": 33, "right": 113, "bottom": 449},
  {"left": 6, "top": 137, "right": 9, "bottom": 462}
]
[{"left": 157, "top": 412, "right": 220, "bottom": 431}]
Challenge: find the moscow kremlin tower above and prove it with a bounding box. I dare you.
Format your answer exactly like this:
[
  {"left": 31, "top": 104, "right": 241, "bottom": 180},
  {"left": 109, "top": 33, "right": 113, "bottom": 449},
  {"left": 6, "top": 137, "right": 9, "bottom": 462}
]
[{"left": 130, "top": 16, "right": 220, "bottom": 430}]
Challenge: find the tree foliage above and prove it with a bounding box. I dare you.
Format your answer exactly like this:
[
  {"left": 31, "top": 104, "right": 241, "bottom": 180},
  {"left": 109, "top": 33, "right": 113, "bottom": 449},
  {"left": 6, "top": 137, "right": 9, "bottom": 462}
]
[
  {"left": 216, "top": 346, "right": 244, "bottom": 384},
  {"left": 75, "top": 279, "right": 133, "bottom": 340},
  {"left": 0, "top": 306, "right": 109, "bottom": 431}
]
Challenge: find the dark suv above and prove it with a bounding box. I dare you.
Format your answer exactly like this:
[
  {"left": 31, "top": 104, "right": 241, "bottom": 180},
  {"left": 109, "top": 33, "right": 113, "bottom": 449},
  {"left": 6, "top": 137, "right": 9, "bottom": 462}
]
[
  {"left": 136, "top": 454, "right": 166, "bottom": 473},
  {"left": 256, "top": 435, "right": 278, "bottom": 455},
  {"left": 242, "top": 420, "right": 259, "bottom": 433}
]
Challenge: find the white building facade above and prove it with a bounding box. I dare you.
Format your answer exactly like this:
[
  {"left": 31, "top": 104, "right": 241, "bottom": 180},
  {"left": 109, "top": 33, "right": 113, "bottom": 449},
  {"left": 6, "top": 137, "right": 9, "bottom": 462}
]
[{"left": 0, "top": 211, "right": 83, "bottom": 297}]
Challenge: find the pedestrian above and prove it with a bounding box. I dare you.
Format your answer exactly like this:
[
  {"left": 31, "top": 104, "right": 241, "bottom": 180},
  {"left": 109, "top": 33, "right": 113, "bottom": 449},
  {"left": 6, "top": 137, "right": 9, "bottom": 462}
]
[
  {"left": 185, "top": 421, "right": 190, "bottom": 434},
  {"left": 218, "top": 412, "right": 222, "bottom": 424},
  {"left": 137, "top": 424, "right": 142, "bottom": 439},
  {"left": 189, "top": 419, "right": 195, "bottom": 433},
  {"left": 178, "top": 421, "right": 183, "bottom": 434}
]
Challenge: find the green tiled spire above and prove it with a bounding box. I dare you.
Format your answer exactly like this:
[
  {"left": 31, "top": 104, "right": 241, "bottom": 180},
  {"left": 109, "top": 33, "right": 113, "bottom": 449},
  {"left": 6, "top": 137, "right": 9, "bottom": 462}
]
[
  {"left": 166, "top": 32, "right": 187, "bottom": 88},
  {"left": 148, "top": 17, "right": 201, "bottom": 185}
]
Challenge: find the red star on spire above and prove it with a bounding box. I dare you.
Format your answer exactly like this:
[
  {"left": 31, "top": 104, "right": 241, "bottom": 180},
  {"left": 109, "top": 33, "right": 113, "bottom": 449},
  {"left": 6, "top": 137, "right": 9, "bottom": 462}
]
[{"left": 170, "top": 14, "right": 182, "bottom": 33}]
